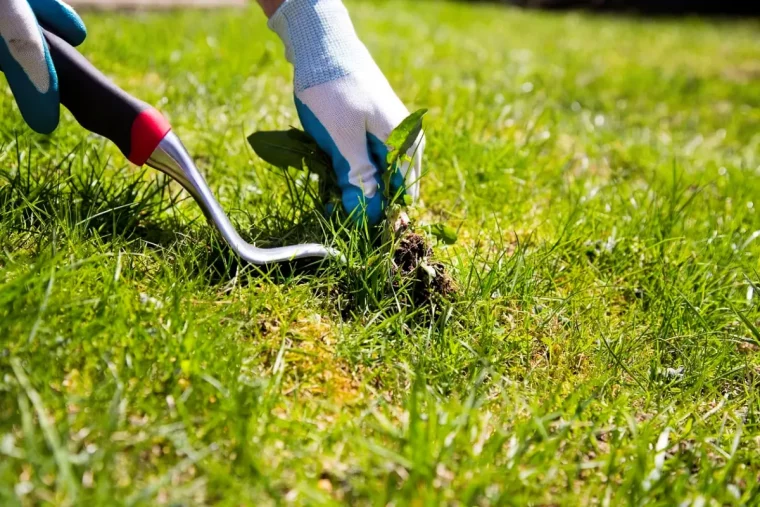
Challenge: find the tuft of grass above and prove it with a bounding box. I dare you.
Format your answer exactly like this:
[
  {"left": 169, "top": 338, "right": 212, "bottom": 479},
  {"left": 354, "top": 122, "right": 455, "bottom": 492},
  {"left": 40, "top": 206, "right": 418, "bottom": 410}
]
[{"left": 1, "top": 1, "right": 760, "bottom": 504}]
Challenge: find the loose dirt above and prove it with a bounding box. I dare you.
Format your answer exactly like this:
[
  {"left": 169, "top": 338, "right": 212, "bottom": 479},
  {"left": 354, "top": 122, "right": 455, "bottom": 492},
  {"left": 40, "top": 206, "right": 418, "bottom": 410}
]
[{"left": 391, "top": 214, "right": 457, "bottom": 307}]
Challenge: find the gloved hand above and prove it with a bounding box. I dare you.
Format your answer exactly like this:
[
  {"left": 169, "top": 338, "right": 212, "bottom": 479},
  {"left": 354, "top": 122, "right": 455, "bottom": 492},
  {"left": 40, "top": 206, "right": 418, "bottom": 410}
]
[
  {"left": 0, "top": 0, "right": 87, "bottom": 134},
  {"left": 269, "top": 0, "right": 424, "bottom": 226}
]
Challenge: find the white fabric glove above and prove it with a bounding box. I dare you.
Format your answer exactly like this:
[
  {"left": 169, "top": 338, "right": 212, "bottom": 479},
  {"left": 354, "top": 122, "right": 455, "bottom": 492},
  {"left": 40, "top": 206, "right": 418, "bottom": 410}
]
[
  {"left": 0, "top": 0, "right": 87, "bottom": 133},
  {"left": 269, "top": 0, "right": 424, "bottom": 225}
]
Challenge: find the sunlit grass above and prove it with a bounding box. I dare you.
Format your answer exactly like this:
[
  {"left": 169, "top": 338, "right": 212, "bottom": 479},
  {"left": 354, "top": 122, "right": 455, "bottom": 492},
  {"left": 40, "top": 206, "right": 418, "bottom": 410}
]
[{"left": 1, "top": 1, "right": 759, "bottom": 504}]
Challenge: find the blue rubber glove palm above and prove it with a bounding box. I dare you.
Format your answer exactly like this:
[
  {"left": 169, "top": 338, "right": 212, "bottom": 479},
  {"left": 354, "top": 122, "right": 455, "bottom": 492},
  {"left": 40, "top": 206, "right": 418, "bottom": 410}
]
[
  {"left": 0, "top": 0, "right": 87, "bottom": 133},
  {"left": 269, "top": 0, "right": 425, "bottom": 226}
]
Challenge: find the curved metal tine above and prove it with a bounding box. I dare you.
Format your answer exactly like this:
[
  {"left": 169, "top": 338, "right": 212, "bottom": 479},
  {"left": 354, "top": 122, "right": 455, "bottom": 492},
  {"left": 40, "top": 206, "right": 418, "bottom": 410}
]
[{"left": 147, "top": 132, "right": 343, "bottom": 265}]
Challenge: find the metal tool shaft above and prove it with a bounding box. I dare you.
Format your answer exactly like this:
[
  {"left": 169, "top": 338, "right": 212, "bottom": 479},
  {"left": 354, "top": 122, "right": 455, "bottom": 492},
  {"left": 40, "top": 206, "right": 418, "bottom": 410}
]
[{"left": 147, "top": 133, "right": 341, "bottom": 265}]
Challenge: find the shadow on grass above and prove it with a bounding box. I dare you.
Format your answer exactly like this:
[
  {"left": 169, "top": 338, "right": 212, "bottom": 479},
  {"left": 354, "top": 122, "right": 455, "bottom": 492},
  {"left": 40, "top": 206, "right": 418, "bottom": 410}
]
[{"left": 0, "top": 150, "right": 334, "bottom": 286}]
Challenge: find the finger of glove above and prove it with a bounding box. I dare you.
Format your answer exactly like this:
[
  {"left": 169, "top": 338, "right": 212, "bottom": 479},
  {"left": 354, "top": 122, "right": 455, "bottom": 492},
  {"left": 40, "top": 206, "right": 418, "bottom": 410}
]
[
  {"left": 0, "top": 0, "right": 59, "bottom": 133},
  {"left": 29, "top": 0, "right": 86, "bottom": 46},
  {"left": 296, "top": 94, "right": 385, "bottom": 226}
]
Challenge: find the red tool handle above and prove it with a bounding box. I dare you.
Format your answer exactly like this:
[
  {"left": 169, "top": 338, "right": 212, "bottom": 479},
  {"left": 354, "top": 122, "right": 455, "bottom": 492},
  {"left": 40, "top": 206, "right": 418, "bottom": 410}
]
[{"left": 42, "top": 28, "right": 171, "bottom": 166}]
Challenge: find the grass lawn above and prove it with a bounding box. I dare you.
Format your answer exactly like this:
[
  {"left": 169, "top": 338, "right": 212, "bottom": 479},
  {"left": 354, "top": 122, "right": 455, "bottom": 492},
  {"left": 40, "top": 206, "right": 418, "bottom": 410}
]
[{"left": 2, "top": 0, "right": 760, "bottom": 504}]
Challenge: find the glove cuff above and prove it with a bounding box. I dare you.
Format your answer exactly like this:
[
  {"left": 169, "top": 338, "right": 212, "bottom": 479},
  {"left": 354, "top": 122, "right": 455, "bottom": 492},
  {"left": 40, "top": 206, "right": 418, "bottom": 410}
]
[{"left": 268, "top": 0, "right": 370, "bottom": 92}]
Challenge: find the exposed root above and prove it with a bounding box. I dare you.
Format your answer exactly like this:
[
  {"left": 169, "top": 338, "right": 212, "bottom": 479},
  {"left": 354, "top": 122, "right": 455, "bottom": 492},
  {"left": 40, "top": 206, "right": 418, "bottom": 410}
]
[
  {"left": 394, "top": 232, "right": 432, "bottom": 275},
  {"left": 391, "top": 216, "right": 457, "bottom": 306}
]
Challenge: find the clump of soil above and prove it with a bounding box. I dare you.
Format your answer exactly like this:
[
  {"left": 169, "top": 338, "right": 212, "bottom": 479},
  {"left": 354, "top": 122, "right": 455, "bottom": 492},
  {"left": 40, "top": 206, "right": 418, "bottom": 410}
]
[
  {"left": 395, "top": 232, "right": 432, "bottom": 275},
  {"left": 391, "top": 214, "right": 457, "bottom": 306},
  {"left": 424, "top": 260, "right": 457, "bottom": 299}
]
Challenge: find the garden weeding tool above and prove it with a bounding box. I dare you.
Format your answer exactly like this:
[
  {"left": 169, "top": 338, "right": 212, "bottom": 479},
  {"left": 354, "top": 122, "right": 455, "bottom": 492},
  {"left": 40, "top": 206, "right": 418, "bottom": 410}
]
[{"left": 38, "top": 28, "right": 341, "bottom": 265}]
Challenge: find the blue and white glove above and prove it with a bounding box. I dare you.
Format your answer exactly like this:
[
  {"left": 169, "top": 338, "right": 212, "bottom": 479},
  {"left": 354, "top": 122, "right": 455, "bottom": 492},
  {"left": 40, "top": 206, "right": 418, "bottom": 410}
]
[
  {"left": 269, "top": 0, "right": 425, "bottom": 226},
  {"left": 0, "top": 0, "right": 87, "bottom": 133}
]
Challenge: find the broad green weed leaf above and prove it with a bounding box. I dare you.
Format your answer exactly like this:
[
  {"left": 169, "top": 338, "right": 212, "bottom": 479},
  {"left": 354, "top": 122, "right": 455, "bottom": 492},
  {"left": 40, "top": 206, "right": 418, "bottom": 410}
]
[
  {"left": 248, "top": 128, "right": 339, "bottom": 199},
  {"left": 386, "top": 108, "right": 427, "bottom": 167},
  {"left": 286, "top": 127, "right": 317, "bottom": 145},
  {"left": 247, "top": 129, "right": 316, "bottom": 169},
  {"left": 383, "top": 109, "right": 428, "bottom": 204},
  {"left": 425, "top": 223, "right": 458, "bottom": 245}
]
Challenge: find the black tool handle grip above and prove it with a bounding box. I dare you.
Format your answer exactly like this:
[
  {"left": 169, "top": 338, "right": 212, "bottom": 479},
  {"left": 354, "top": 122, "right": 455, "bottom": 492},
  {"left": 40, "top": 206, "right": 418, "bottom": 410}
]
[{"left": 42, "top": 28, "right": 171, "bottom": 166}]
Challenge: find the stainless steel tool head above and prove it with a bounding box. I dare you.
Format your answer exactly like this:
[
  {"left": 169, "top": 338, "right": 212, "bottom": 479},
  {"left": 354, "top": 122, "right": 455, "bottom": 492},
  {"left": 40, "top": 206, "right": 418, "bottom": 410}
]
[{"left": 147, "top": 132, "right": 343, "bottom": 265}]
